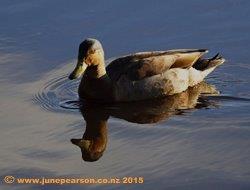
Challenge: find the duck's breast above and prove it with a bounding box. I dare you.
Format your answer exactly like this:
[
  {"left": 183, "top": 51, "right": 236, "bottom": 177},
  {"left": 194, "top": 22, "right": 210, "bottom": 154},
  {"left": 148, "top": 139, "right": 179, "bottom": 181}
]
[{"left": 114, "top": 68, "right": 189, "bottom": 101}]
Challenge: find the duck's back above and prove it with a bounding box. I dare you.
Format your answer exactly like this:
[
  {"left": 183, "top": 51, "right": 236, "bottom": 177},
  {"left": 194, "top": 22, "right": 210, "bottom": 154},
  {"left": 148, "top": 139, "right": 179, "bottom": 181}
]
[
  {"left": 106, "top": 49, "right": 214, "bottom": 102},
  {"left": 106, "top": 49, "right": 207, "bottom": 82}
]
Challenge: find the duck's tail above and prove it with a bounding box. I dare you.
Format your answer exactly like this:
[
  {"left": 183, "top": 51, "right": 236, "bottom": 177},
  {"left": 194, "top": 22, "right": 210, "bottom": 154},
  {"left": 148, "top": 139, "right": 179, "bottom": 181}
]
[{"left": 193, "top": 53, "right": 225, "bottom": 71}]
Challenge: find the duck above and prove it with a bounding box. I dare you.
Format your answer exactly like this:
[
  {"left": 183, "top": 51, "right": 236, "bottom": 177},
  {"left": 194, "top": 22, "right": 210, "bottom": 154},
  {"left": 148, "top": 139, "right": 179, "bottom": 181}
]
[{"left": 68, "top": 38, "right": 225, "bottom": 102}]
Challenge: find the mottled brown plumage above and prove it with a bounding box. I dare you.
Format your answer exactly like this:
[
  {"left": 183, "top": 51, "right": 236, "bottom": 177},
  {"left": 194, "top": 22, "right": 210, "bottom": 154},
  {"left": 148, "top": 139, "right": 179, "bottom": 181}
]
[{"left": 106, "top": 49, "right": 208, "bottom": 81}]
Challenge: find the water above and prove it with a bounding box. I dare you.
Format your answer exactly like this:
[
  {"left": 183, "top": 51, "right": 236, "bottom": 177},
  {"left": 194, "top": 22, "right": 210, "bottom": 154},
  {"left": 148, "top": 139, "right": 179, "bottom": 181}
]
[{"left": 0, "top": 0, "right": 250, "bottom": 189}]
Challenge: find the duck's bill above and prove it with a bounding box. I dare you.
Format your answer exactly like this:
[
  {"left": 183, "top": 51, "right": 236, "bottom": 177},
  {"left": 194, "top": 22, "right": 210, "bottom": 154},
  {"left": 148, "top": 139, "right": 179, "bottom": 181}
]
[
  {"left": 71, "top": 139, "right": 91, "bottom": 150},
  {"left": 68, "top": 61, "right": 88, "bottom": 80}
]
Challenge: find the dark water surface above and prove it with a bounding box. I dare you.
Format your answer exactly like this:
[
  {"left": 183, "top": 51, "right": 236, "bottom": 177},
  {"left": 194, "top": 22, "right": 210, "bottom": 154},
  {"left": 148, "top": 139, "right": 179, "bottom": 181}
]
[{"left": 1, "top": 1, "right": 250, "bottom": 190}]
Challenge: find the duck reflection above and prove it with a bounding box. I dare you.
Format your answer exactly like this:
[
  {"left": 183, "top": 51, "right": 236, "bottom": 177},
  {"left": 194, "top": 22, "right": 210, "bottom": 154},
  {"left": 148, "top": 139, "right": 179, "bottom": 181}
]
[
  {"left": 71, "top": 82, "right": 219, "bottom": 162},
  {"left": 71, "top": 105, "right": 109, "bottom": 162}
]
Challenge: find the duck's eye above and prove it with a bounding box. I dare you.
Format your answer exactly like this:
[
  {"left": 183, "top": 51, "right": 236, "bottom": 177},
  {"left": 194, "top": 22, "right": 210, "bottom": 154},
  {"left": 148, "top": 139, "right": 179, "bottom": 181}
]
[{"left": 88, "top": 49, "right": 96, "bottom": 55}]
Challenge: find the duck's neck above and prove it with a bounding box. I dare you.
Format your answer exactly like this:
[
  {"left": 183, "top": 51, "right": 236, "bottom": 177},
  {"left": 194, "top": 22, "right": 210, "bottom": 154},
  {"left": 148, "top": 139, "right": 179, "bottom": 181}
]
[
  {"left": 83, "top": 120, "right": 107, "bottom": 140},
  {"left": 85, "top": 58, "right": 106, "bottom": 79},
  {"left": 83, "top": 117, "right": 108, "bottom": 152},
  {"left": 79, "top": 56, "right": 114, "bottom": 101}
]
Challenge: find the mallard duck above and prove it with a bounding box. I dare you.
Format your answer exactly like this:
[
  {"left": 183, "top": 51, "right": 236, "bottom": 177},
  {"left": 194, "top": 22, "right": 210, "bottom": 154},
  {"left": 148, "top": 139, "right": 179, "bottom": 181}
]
[{"left": 69, "top": 38, "right": 225, "bottom": 102}]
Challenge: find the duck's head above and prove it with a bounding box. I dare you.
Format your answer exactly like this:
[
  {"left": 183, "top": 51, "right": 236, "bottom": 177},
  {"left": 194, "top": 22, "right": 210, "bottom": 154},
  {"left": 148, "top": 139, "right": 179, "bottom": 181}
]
[
  {"left": 71, "top": 138, "right": 105, "bottom": 162},
  {"left": 69, "top": 38, "right": 104, "bottom": 80}
]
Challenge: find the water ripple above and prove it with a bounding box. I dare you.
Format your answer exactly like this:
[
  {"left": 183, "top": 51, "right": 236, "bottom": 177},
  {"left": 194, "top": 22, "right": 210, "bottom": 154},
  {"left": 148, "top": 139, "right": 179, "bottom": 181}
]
[{"left": 33, "top": 74, "right": 80, "bottom": 113}]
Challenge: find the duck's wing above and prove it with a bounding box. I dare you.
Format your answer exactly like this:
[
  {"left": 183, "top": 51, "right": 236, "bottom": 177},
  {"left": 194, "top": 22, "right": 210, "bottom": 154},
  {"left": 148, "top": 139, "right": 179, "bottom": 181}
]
[
  {"left": 106, "top": 51, "right": 174, "bottom": 81},
  {"left": 169, "top": 49, "right": 208, "bottom": 68},
  {"left": 106, "top": 49, "right": 208, "bottom": 81}
]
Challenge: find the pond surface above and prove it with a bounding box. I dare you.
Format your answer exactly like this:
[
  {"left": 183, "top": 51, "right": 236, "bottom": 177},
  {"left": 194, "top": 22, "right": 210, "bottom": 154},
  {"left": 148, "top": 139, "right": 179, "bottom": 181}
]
[{"left": 0, "top": 1, "right": 250, "bottom": 190}]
